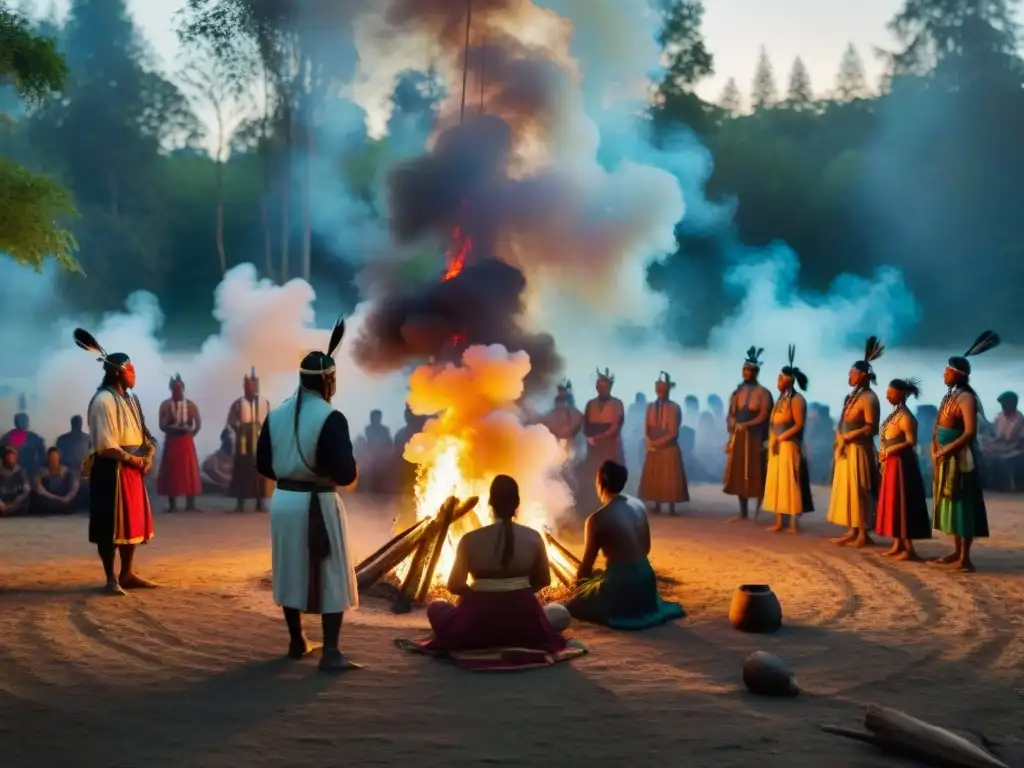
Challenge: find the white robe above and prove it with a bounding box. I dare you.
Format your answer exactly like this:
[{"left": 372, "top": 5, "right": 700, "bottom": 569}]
[{"left": 267, "top": 392, "right": 358, "bottom": 614}]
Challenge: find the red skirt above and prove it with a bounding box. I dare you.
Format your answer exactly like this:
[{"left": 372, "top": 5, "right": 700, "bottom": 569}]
[
  {"left": 89, "top": 456, "right": 154, "bottom": 545},
  {"left": 875, "top": 451, "right": 931, "bottom": 540},
  {"left": 157, "top": 433, "right": 202, "bottom": 497},
  {"left": 424, "top": 589, "right": 567, "bottom": 657}
]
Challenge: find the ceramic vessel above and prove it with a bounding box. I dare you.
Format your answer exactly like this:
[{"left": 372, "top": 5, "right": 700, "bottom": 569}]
[
  {"left": 742, "top": 651, "right": 799, "bottom": 696},
  {"left": 728, "top": 584, "right": 782, "bottom": 633}
]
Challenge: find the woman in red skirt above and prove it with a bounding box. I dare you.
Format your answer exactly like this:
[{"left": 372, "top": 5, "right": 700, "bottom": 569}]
[{"left": 875, "top": 378, "right": 931, "bottom": 560}]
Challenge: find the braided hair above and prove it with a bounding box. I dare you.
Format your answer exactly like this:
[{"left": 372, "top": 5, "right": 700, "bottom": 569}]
[{"left": 488, "top": 475, "right": 520, "bottom": 570}]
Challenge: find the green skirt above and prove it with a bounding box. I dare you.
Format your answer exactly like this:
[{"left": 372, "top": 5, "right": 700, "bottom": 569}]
[{"left": 566, "top": 559, "right": 684, "bottom": 630}]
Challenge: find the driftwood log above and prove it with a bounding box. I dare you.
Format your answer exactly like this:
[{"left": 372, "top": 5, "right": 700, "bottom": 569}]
[{"left": 821, "top": 704, "right": 1009, "bottom": 768}]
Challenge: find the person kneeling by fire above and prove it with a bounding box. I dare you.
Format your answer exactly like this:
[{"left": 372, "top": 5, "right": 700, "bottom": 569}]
[
  {"left": 255, "top": 318, "right": 362, "bottom": 672},
  {"left": 562, "top": 460, "right": 684, "bottom": 630},
  {"left": 395, "top": 475, "right": 587, "bottom": 671}
]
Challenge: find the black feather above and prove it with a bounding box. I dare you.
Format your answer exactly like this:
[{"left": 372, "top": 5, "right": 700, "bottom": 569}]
[
  {"left": 746, "top": 345, "right": 757, "bottom": 359},
  {"left": 756, "top": 347, "right": 764, "bottom": 359},
  {"left": 864, "top": 335, "right": 885, "bottom": 362},
  {"left": 787, "top": 344, "right": 795, "bottom": 366},
  {"left": 964, "top": 330, "right": 1000, "bottom": 357},
  {"left": 73, "top": 328, "right": 106, "bottom": 357},
  {"left": 327, "top": 316, "right": 346, "bottom": 358}
]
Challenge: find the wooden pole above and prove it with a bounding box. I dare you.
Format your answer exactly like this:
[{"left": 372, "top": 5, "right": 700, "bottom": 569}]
[
  {"left": 544, "top": 530, "right": 583, "bottom": 570},
  {"left": 416, "top": 495, "right": 479, "bottom": 603},
  {"left": 356, "top": 519, "right": 431, "bottom": 591},
  {"left": 392, "top": 516, "right": 443, "bottom": 614},
  {"left": 356, "top": 517, "right": 429, "bottom": 573},
  {"left": 549, "top": 558, "right": 574, "bottom": 587}
]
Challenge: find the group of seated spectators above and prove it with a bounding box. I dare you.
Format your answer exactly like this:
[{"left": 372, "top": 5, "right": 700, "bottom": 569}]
[{"left": 0, "top": 413, "right": 91, "bottom": 517}]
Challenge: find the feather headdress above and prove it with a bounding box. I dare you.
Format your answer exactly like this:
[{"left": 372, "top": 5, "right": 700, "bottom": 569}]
[
  {"left": 299, "top": 316, "right": 347, "bottom": 376},
  {"left": 780, "top": 344, "right": 808, "bottom": 391},
  {"left": 657, "top": 371, "right": 676, "bottom": 388},
  {"left": 557, "top": 378, "right": 573, "bottom": 392},
  {"left": 73, "top": 328, "right": 128, "bottom": 369},
  {"left": 852, "top": 335, "right": 885, "bottom": 382},
  {"left": 169, "top": 373, "right": 184, "bottom": 388},
  {"left": 743, "top": 346, "right": 765, "bottom": 369},
  {"left": 948, "top": 330, "right": 1000, "bottom": 375},
  {"left": 889, "top": 377, "right": 922, "bottom": 399},
  {"left": 595, "top": 367, "right": 615, "bottom": 384}
]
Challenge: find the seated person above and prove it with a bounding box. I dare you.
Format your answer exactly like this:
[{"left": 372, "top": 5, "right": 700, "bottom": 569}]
[
  {"left": 0, "top": 446, "right": 31, "bottom": 517},
  {"left": 201, "top": 428, "right": 234, "bottom": 494},
  {"left": 422, "top": 475, "right": 570, "bottom": 657},
  {"left": 33, "top": 447, "right": 79, "bottom": 515},
  {"left": 564, "top": 460, "right": 685, "bottom": 629},
  {"left": 982, "top": 391, "right": 1024, "bottom": 492}
]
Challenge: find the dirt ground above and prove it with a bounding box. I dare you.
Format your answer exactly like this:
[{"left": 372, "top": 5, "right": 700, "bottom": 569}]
[{"left": 0, "top": 485, "right": 1022, "bottom": 768}]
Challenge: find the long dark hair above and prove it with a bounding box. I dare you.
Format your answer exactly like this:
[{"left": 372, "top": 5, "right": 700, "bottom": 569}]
[{"left": 488, "top": 474, "right": 520, "bottom": 570}]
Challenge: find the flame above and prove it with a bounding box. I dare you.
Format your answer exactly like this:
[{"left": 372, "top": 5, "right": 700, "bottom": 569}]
[
  {"left": 443, "top": 224, "right": 472, "bottom": 281},
  {"left": 394, "top": 346, "right": 577, "bottom": 589}
]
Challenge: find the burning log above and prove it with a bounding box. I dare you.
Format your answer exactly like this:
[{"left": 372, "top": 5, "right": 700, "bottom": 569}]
[
  {"left": 355, "top": 517, "right": 431, "bottom": 592},
  {"left": 544, "top": 529, "right": 582, "bottom": 587},
  {"left": 355, "top": 495, "right": 480, "bottom": 613}
]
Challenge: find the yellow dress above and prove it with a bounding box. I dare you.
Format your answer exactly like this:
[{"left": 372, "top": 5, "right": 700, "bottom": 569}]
[
  {"left": 762, "top": 392, "right": 814, "bottom": 516},
  {"left": 826, "top": 391, "right": 879, "bottom": 529}
]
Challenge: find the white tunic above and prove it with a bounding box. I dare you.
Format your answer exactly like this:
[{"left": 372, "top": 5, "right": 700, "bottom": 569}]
[
  {"left": 89, "top": 389, "right": 145, "bottom": 451},
  {"left": 268, "top": 392, "right": 358, "bottom": 614}
]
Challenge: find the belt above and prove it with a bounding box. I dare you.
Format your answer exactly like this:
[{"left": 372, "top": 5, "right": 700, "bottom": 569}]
[{"left": 276, "top": 479, "right": 337, "bottom": 493}]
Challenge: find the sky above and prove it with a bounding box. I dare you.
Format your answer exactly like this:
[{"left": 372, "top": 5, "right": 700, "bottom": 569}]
[{"left": 48, "top": 0, "right": 903, "bottom": 112}]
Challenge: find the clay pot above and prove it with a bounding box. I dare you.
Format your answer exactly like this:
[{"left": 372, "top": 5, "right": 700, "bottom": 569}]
[
  {"left": 742, "top": 651, "right": 799, "bottom": 696},
  {"left": 728, "top": 584, "right": 782, "bottom": 633}
]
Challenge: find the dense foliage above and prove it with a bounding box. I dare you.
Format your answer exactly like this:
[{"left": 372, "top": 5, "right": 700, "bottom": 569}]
[{"left": 1, "top": 0, "right": 1021, "bottom": 346}]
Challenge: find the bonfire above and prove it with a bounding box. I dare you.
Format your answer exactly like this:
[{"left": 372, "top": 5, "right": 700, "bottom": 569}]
[{"left": 355, "top": 228, "right": 580, "bottom": 613}]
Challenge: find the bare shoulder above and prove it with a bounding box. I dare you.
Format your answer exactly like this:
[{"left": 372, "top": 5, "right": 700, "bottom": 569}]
[{"left": 791, "top": 393, "right": 807, "bottom": 410}]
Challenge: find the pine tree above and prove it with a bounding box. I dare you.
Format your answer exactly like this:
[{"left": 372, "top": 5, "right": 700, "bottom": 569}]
[
  {"left": 718, "top": 77, "right": 741, "bottom": 115},
  {"left": 785, "top": 56, "right": 813, "bottom": 109},
  {"left": 750, "top": 46, "right": 777, "bottom": 110},
  {"left": 834, "top": 43, "right": 868, "bottom": 101}
]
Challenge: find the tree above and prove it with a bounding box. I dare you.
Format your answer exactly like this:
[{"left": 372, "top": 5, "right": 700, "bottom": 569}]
[
  {"left": 750, "top": 46, "right": 777, "bottom": 110},
  {"left": 178, "top": 41, "right": 249, "bottom": 275},
  {"left": 785, "top": 56, "right": 814, "bottom": 109},
  {"left": 718, "top": 77, "right": 741, "bottom": 115},
  {"left": 0, "top": 4, "right": 78, "bottom": 271},
  {"left": 834, "top": 42, "right": 869, "bottom": 100},
  {"left": 882, "top": 0, "right": 1021, "bottom": 86},
  {"left": 650, "top": 0, "right": 718, "bottom": 133}
]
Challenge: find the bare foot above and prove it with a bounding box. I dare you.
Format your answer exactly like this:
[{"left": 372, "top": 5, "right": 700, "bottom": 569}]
[
  {"left": 287, "top": 638, "right": 323, "bottom": 659},
  {"left": 829, "top": 532, "right": 855, "bottom": 546},
  {"left": 882, "top": 547, "right": 901, "bottom": 556},
  {"left": 895, "top": 550, "right": 922, "bottom": 562},
  {"left": 119, "top": 574, "right": 159, "bottom": 589},
  {"left": 104, "top": 579, "right": 126, "bottom": 596},
  {"left": 785, "top": 526, "right": 799, "bottom": 534},
  {"left": 957, "top": 561, "right": 976, "bottom": 573},
  {"left": 318, "top": 649, "right": 362, "bottom": 672},
  {"left": 727, "top": 515, "right": 748, "bottom": 523},
  {"left": 849, "top": 535, "right": 872, "bottom": 549},
  {"left": 766, "top": 524, "right": 783, "bottom": 533},
  {"left": 931, "top": 552, "right": 959, "bottom": 565}
]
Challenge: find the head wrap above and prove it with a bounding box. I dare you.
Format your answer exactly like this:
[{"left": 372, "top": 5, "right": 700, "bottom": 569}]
[
  {"left": 743, "top": 346, "right": 764, "bottom": 371},
  {"left": 780, "top": 344, "right": 809, "bottom": 391},
  {"left": 851, "top": 336, "right": 885, "bottom": 383},
  {"left": 595, "top": 367, "right": 614, "bottom": 385},
  {"left": 948, "top": 330, "right": 1000, "bottom": 376},
  {"left": 888, "top": 377, "right": 921, "bottom": 399}
]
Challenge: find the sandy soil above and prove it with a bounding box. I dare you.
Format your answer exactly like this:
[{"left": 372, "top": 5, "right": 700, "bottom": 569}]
[{"left": 1, "top": 485, "right": 1022, "bottom": 768}]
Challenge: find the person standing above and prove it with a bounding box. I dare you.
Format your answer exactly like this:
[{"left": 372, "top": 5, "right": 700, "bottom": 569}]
[
  {"left": 74, "top": 328, "right": 157, "bottom": 595},
  {"left": 875, "top": 378, "right": 931, "bottom": 560},
  {"left": 723, "top": 346, "right": 773, "bottom": 522},
  {"left": 638, "top": 372, "right": 689, "bottom": 515},
  {"left": 576, "top": 368, "right": 625, "bottom": 513},
  {"left": 255, "top": 318, "right": 362, "bottom": 671},
  {"left": 932, "top": 331, "right": 1000, "bottom": 572},
  {"left": 763, "top": 346, "right": 814, "bottom": 533},
  {"left": 827, "top": 336, "right": 884, "bottom": 548},
  {"left": 227, "top": 370, "right": 273, "bottom": 511},
  {"left": 157, "top": 374, "right": 203, "bottom": 512}
]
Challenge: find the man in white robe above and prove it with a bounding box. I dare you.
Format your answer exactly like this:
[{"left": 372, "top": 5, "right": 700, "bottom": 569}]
[{"left": 255, "top": 321, "right": 361, "bottom": 671}]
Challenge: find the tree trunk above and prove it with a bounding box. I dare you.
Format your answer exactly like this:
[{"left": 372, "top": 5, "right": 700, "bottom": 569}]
[
  {"left": 214, "top": 107, "right": 227, "bottom": 275},
  {"left": 260, "top": 64, "right": 274, "bottom": 280},
  {"left": 301, "top": 92, "right": 312, "bottom": 283},
  {"left": 279, "top": 100, "right": 293, "bottom": 282}
]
